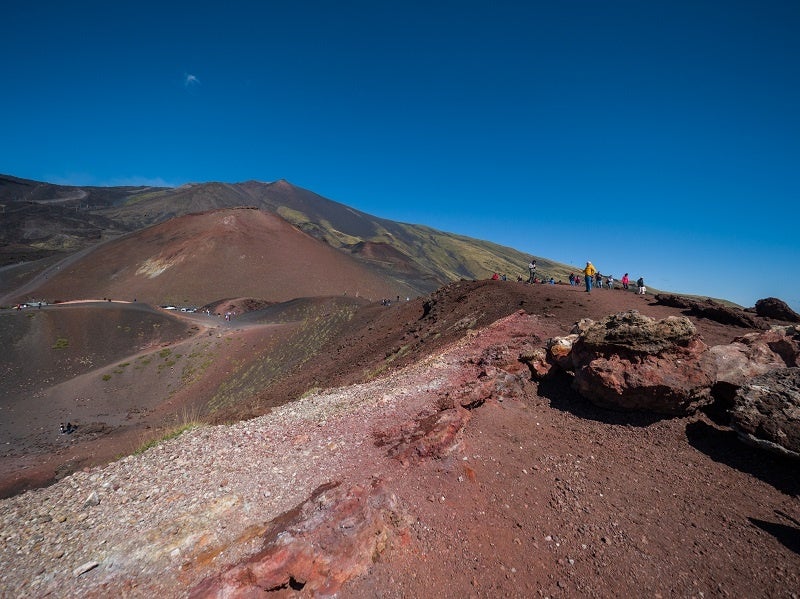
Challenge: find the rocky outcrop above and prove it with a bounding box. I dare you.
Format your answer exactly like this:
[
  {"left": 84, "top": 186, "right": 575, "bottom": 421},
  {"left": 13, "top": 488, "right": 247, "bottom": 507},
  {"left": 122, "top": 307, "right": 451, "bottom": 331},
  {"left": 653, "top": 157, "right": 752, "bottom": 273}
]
[
  {"left": 533, "top": 312, "right": 800, "bottom": 418},
  {"left": 709, "top": 326, "right": 800, "bottom": 405},
  {"left": 729, "top": 368, "right": 800, "bottom": 459},
  {"left": 191, "top": 479, "right": 409, "bottom": 598},
  {"left": 755, "top": 297, "right": 800, "bottom": 323},
  {"left": 567, "top": 311, "right": 716, "bottom": 415},
  {"left": 654, "top": 294, "right": 768, "bottom": 329},
  {"left": 525, "top": 308, "right": 800, "bottom": 420}
]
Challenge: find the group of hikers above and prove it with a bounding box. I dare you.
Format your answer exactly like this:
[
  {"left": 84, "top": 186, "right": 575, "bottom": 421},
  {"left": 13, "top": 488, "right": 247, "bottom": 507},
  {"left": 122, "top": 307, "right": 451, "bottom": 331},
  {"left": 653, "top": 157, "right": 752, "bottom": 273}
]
[
  {"left": 491, "top": 259, "right": 647, "bottom": 295},
  {"left": 580, "top": 261, "right": 646, "bottom": 294}
]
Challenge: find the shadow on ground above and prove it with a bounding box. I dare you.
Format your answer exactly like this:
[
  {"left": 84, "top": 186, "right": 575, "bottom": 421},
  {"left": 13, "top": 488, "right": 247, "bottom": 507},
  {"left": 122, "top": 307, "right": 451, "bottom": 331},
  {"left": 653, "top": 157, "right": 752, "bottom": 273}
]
[
  {"left": 686, "top": 420, "right": 800, "bottom": 498},
  {"left": 536, "top": 372, "right": 665, "bottom": 428},
  {"left": 749, "top": 515, "right": 800, "bottom": 556}
]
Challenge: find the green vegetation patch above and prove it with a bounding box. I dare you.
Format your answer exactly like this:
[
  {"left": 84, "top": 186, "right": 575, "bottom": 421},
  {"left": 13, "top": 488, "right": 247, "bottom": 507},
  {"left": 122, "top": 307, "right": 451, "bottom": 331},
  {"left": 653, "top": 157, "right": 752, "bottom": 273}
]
[
  {"left": 52, "top": 337, "right": 69, "bottom": 349},
  {"left": 134, "top": 408, "right": 203, "bottom": 454}
]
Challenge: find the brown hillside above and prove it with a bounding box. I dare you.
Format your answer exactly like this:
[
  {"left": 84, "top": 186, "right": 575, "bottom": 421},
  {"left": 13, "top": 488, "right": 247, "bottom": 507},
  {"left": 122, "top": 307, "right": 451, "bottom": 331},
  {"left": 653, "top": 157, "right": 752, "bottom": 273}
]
[
  {"left": 2, "top": 279, "right": 772, "bottom": 499},
  {"left": 1, "top": 280, "right": 798, "bottom": 597},
  {"left": 6, "top": 207, "right": 417, "bottom": 306}
]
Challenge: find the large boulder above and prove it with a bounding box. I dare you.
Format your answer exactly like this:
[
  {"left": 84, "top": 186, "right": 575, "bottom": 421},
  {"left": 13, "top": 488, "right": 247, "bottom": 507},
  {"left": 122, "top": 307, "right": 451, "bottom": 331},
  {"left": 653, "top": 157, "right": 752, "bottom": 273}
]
[
  {"left": 754, "top": 297, "right": 800, "bottom": 323},
  {"left": 570, "top": 311, "right": 715, "bottom": 415},
  {"left": 729, "top": 367, "right": 800, "bottom": 459}
]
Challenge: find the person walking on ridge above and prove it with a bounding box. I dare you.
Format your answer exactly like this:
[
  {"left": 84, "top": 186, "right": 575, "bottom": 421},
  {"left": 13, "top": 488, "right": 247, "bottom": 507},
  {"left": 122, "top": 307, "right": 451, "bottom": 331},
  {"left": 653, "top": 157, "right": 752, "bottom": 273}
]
[
  {"left": 527, "top": 259, "right": 537, "bottom": 283},
  {"left": 584, "top": 261, "right": 597, "bottom": 293}
]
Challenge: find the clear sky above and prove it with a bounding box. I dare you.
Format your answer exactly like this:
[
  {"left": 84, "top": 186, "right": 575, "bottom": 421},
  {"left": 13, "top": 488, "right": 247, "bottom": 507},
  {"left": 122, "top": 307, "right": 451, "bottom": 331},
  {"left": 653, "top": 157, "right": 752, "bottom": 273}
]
[{"left": 3, "top": 1, "right": 799, "bottom": 310}]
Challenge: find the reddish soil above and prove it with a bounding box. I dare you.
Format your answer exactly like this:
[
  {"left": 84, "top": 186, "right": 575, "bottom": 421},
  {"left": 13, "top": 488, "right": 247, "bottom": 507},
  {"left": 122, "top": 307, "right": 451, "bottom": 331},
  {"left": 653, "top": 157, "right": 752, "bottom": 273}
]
[{"left": 2, "top": 280, "right": 799, "bottom": 597}]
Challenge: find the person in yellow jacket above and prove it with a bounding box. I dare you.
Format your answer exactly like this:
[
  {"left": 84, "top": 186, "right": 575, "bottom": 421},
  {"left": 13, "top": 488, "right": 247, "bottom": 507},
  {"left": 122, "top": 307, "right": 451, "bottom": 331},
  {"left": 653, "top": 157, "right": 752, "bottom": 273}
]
[{"left": 583, "top": 261, "right": 597, "bottom": 292}]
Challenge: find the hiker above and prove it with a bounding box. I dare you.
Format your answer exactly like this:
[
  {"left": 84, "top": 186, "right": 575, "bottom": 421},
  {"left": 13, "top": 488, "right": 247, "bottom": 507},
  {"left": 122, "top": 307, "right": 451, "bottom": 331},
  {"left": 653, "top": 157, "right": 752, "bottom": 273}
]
[
  {"left": 527, "top": 260, "right": 537, "bottom": 283},
  {"left": 606, "top": 275, "right": 614, "bottom": 289},
  {"left": 622, "top": 273, "right": 630, "bottom": 290},
  {"left": 595, "top": 272, "right": 603, "bottom": 289},
  {"left": 637, "top": 277, "right": 646, "bottom": 295},
  {"left": 492, "top": 272, "right": 500, "bottom": 280},
  {"left": 583, "top": 261, "right": 597, "bottom": 292}
]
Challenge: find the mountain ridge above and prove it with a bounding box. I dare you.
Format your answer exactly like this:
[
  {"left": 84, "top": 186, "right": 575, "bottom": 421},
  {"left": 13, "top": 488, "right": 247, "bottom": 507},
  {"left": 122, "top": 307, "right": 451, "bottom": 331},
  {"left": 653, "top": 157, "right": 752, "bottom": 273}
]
[{"left": 0, "top": 174, "right": 571, "bottom": 305}]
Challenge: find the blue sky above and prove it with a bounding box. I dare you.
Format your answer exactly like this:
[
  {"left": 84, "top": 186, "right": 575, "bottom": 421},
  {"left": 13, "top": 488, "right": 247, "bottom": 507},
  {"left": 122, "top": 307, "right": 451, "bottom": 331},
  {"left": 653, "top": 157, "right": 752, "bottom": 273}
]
[{"left": 3, "top": 1, "right": 799, "bottom": 310}]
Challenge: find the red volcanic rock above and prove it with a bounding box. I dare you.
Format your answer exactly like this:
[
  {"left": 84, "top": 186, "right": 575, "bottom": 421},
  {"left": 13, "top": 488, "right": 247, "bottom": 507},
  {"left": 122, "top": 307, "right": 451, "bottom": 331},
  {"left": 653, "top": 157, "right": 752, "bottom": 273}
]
[
  {"left": 190, "top": 480, "right": 408, "bottom": 598},
  {"left": 519, "top": 347, "right": 552, "bottom": 380},
  {"left": 547, "top": 334, "right": 579, "bottom": 371},
  {"left": 730, "top": 367, "right": 800, "bottom": 458},
  {"left": 709, "top": 326, "right": 800, "bottom": 397},
  {"left": 570, "top": 311, "right": 715, "bottom": 415},
  {"left": 759, "top": 325, "right": 800, "bottom": 366},
  {"left": 388, "top": 407, "right": 472, "bottom": 466}
]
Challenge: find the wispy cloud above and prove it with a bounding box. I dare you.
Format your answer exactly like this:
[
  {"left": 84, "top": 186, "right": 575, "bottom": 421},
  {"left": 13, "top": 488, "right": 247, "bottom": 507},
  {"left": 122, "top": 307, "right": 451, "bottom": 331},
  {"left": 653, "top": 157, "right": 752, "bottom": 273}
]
[{"left": 184, "top": 73, "right": 200, "bottom": 87}]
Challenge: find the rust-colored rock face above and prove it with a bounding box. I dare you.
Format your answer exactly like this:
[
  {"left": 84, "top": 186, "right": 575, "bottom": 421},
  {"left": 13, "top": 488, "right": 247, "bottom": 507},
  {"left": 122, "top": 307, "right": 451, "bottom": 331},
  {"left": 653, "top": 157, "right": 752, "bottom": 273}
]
[{"left": 190, "top": 480, "right": 408, "bottom": 598}]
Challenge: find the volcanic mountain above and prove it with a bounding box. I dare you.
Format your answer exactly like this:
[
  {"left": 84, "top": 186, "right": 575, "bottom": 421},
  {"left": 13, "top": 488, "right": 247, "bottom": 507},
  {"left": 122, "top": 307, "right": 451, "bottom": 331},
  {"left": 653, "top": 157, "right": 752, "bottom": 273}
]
[
  {"left": 3, "top": 174, "right": 799, "bottom": 597},
  {"left": 0, "top": 175, "right": 570, "bottom": 304},
  {"left": 2, "top": 207, "right": 417, "bottom": 306}
]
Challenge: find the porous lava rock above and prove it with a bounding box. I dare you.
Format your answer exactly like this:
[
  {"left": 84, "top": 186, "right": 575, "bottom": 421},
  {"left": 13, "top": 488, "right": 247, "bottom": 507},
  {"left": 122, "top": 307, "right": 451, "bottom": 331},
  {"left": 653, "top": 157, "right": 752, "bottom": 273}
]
[
  {"left": 190, "top": 479, "right": 409, "bottom": 598},
  {"left": 729, "top": 367, "right": 800, "bottom": 459},
  {"left": 755, "top": 297, "right": 800, "bottom": 323},
  {"left": 570, "top": 311, "right": 716, "bottom": 415}
]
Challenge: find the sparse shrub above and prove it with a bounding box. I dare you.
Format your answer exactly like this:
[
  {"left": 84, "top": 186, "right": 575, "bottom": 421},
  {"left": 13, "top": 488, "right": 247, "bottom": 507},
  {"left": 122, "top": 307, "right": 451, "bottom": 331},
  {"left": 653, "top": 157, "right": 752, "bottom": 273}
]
[
  {"left": 133, "top": 407, "right": 203, "bottom": 454},
  {"left": 52, "top": 337, "right": 69, "bottom": 349},
  {"left": 102, "top": 374, "right": 112, "bottom": 381},
  {"left": 300, "top": 387, "right": 322, "bottom": 399}
]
